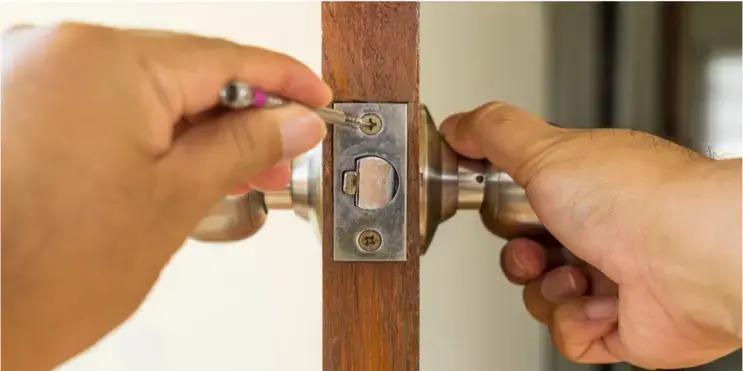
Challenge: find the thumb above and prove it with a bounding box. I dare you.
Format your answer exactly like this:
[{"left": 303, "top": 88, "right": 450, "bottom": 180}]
[
  {"left": 164, "top": 104, "right": 326, "bottom": 199},
  {"left": 549, "top": 296, "right": 623, "bottom": 364},
  {"left": 441, "top": 102, "right": 570, "bottom": 186}
]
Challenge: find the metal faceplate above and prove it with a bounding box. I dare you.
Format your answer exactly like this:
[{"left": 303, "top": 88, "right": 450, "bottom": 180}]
[{"left": 333, "top": 103, "right": 408, "bottom": 262}]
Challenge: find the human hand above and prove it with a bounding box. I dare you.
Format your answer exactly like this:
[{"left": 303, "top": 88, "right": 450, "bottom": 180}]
[
  {"left": 441, "top": 102, "right": 742, "bottom": 369},
  {"left": 2, "top": 23, "right": 330, "bottom": 370}
]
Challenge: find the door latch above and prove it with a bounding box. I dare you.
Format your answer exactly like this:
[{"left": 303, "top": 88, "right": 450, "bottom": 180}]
[
  {"left": 332, "top": 103, "right": 408, "bottom": 261},
  {"left": 190, "top": 104, "right": 546, "bottom": 261}
]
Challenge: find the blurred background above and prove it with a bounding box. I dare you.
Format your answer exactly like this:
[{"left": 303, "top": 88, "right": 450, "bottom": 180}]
[
  {"left": 424, "top": 3, "right": 741, "bottom": 371},
  {"left": 1, "top": 2, "right": 741, "bottom": 371},
  {"left": 543, "top": 3, "right": 742, "bottom": 370}
]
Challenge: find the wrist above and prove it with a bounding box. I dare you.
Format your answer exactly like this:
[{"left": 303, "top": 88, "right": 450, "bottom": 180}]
[
  {"left": 659, "top": 158, "right": 742, "bottom": 343},
  {"left": 696, "top": 158, "right": 742, "bottom": 342}
]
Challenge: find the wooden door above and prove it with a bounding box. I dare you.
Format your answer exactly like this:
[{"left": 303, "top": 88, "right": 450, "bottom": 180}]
[{"left": 321, "top": 2, "right": 421, "bottom": 370}]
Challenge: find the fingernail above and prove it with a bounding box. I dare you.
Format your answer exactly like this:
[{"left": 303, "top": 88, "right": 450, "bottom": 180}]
[
  {"left": 541, "top": 268, "right": 577, "bottom": 302},
  {"left": 280, "top": 112, "right": 326, "bottom": 160},
  {"left": 508, "top": 250, "right": 528, "bottom": 277},
  {"left": 583, "top": 298, "right": 618, "bottom": 320}
]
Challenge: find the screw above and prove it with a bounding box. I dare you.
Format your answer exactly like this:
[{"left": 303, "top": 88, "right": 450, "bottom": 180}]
[
  {"left": 357, "top": 229, "right": 382, "bottom": 252},
  {"left": 360, "top": 113, "right": 383, "bottom": 135}
]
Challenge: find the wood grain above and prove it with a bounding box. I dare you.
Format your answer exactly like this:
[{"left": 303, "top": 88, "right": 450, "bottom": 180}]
[{"left": 321, "top": 2, "right": 420, "bottom": 370}]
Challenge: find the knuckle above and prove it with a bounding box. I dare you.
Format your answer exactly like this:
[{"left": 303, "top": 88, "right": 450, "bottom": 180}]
[
  {"left": 469, "top": 101, "right": 513, "bottom": 127},
  {"left": 470, "top": 101, "right": 546, "bottom": 132},
  {"left": 511, "top": 129, "right": 577, "bottom": 188},
  {"left": 49, "top": 22, "right": 99, "bottom": 40},
  {"left": 240, "top": 44, "right": 298, "bottom": 64},
  {"left": 189, "top": 33, "right": 241, "bottom": 54},
  {"left": 548, "top": 316, "right": 574, "bottom": 359},
  {"left": 523, "top": 281, "right": 551, "bottom": 324},
  {"left": 45, "top": 22, "right": 119, "bottom": 52}
]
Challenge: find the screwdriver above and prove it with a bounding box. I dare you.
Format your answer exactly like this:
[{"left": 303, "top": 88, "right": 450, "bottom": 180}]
[{"left": 219, "top": 81, "right": 368, "bottom": 129}]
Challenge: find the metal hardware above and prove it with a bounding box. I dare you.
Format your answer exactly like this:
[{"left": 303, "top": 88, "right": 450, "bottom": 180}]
[
  {"left": 342, "top": 171, "right": 359, "bottom": 195},
  {"left": 418, "top": 105, "right": 545, "bottom": 254},
  {"left": 357, "top": 229, "right": 383, "bottom": 252},
  {"left": 333, "top": 103, "right": 408, "bottom": 262},
  {"left": 219, "top": 81, "right": 367, "bottom": 130},
  {"left": 191, "top": 191, "right": 268, "bottom": 242},
  {"left": 189, "top": 143, "right": 323, "bottom": 242},
  {"left": 480, "top": 169, "right": 543, "bottom": 238},
  {"left": 359, "top": 113, "right": 383, "bottom": 135},
  {"left": 354, "top": 156, "right": 397, "bottom": 210},
  {"left": 189, "top": 104, "right": 545, "bottom": 260}
]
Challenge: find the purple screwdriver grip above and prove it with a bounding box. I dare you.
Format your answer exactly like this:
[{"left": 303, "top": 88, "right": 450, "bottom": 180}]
[{"left": 252, "top": 87, "right": 268, "bottom": 108}]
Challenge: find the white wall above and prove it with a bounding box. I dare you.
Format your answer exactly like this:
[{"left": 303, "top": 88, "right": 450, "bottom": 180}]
[
  {"left": 420, "top": 3, "right": 547, "bottom": 371},
  {"left": 1, "top": 2, "right": 546, "bottom": 370}
]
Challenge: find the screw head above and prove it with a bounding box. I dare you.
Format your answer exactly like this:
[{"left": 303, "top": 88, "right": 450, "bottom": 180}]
[
  {"left": 357, "top": 229, "right": 382, "bottom": 252},
  {"left": 360, "top": 113, "right": 383, "bottom": 135}
]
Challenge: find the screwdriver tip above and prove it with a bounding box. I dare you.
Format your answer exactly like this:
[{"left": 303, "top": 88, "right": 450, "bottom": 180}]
[{"left": 349, "top": 116, "right": 367, "bottom": 127}]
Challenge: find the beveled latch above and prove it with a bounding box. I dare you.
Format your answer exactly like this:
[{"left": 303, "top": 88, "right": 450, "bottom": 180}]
[
  {"left": 190, "top": 105, "right": 546, "bottom": 262},
  {"left": 332, "top": 103, "right": 408, "bottom": 262}
]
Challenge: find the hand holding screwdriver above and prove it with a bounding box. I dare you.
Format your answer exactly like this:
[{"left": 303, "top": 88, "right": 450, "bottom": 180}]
[
  {"left": 219, "top": 81, "right": 368, "bottom": 130},
  {"left": 2, "top": 23, "right": 332, "bottom": 371}
]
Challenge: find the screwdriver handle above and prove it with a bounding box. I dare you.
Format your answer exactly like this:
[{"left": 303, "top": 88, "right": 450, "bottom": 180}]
[
  {"left": 219, "top": 81, "right": 364, "bottom": 129},
  {"left": 219, "top": 81, "right": 286, "bottom": 109}
]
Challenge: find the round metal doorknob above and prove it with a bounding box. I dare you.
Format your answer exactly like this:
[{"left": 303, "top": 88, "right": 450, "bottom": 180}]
[
  {"left": 418, "top": 105, "right": 544, "bottom": 254},
  {"left": 189, "top": 145, "right": 323, "bottom": 242},
  {"left": 190, "top": 191, "right": 269, "bottom": 241},
  {"left": 190, "top": 106, "right": 545, "bottom": 253}
]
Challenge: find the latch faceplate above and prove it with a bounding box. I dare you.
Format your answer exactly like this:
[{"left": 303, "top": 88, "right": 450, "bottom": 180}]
[
  {"left": 190, "top": 105, "right": 545, "bottom": 262},
  {"left": 333, "top": 103, "right": 408, "bottom": 262}
]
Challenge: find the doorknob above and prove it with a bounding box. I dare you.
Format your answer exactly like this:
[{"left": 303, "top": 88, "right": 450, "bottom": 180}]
[
  {"left": 189, "top": 143, "right": 323, "bottom": 242},
  {"left": 189, "top": 105, "right": 546, "bottom": 254},
  {"left": 417, "top": 105, "right": 545, "bottom": 253}
]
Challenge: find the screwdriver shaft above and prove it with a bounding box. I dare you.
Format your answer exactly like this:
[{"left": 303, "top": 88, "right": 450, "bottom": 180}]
[{"left": 219, "top": 81, "right": 366, "bottom": 129}]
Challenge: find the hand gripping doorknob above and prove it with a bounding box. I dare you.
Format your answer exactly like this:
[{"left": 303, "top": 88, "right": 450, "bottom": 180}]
[{"left": 190, "top": 105, "right": 546, "bottom": 253}]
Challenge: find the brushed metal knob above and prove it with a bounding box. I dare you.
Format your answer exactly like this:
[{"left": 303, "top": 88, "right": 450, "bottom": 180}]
[
  {"left": 190, "top": 106, "right": 545, "bottom": 253},
  {"left": 190, "top": 145, "right": 323, "bottom": 242},
  {"left": 418, "top": 105, "right": 545, "bottom": 253},
  {"left": 190, "top": 191, "right": 268, "bottom": 242}
]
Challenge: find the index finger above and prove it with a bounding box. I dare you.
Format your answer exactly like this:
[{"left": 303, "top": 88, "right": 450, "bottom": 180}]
[{"left": 127, "top": 28, "right": 332, "bottom": 119}]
